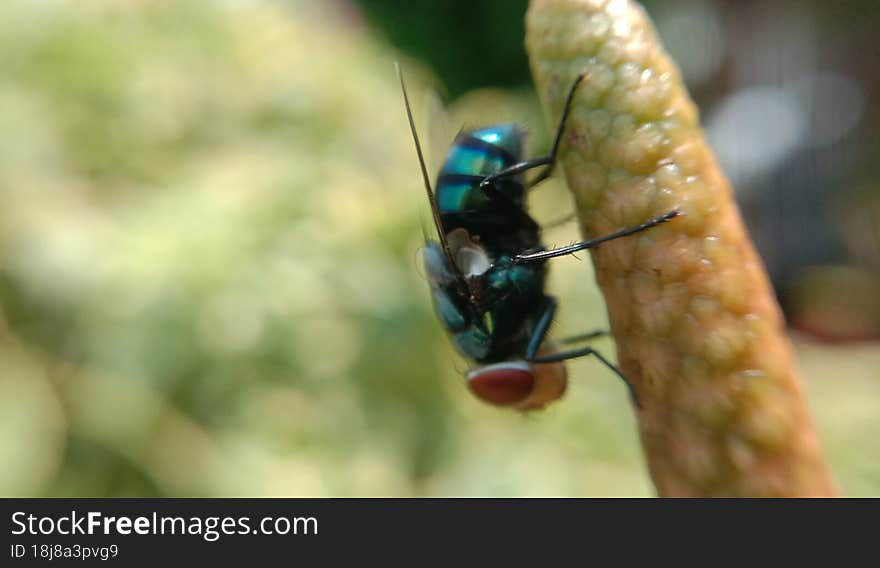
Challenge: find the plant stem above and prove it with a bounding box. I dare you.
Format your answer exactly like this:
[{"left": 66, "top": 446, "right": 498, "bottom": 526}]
[{"left": 526, "top": 0, "right": 837, "bottom": 496}]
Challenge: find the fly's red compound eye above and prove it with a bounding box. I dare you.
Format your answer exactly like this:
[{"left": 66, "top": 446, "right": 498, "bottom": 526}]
[{"left": 467, "top": 362, "right": 535, "bottom": 406}]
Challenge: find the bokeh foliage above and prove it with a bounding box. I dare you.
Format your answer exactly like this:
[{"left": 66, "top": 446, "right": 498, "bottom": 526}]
[
  {"left": 357, "top": 0, "right": 531, "bottom": 98},
  {"left": 0, "top": 0, "right": 876, "bottom": 496}
]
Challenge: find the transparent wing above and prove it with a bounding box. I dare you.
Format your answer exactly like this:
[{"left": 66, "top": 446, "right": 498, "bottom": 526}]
[{"left": 409, "top": 85, "right": 450, "bottom": 249}]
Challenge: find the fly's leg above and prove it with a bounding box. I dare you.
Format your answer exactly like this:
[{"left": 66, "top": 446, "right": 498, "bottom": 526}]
[
  {"left": 524, "top": 296, "right": 639, "bottom": 406},
  {"left": 524, "top": 296, "right": 559, "bottom": 360},
  {"left": 559, "top": 329, "right": 608, "bottom": 344},
  {"left": 514, "top": 210, "right": 680, "bottom": 264},
  {"left": 478, "top": 73, "right": 587, "bottom": 190},
  {"left": 530, "top": 346, "right": 639, "bottom": 407}
]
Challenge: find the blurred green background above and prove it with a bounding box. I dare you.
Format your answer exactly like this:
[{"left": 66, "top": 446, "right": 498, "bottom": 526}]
[{"left": 0, "top": 0, "right": 877, "bottom": 497}]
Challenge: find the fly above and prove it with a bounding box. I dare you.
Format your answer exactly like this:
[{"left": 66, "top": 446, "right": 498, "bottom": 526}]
[{"left": 399, "top": 65, "right": 678, "bottom": 410}]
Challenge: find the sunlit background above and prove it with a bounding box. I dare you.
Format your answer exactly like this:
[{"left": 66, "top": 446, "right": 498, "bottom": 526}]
[{"left": 0, "top": 0, "right": 877, "bottom": 497}]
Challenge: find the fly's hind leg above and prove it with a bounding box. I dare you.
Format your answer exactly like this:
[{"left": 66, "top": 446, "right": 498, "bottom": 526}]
[
  {"left": 479, "top": 73, "right": 587, "bottom": 190},
  {"left": 524, "top": 296, "right": 639, "bottom": 407}
]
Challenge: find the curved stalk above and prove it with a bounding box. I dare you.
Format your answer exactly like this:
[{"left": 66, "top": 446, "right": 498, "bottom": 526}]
[{"left": 526, "top": 0, "right": 837, "bottom": 496}]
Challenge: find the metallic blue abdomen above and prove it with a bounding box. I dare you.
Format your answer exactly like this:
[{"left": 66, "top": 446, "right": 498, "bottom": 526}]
[{"left": 435, "top": 124, "right": 525, "bottom": 216}]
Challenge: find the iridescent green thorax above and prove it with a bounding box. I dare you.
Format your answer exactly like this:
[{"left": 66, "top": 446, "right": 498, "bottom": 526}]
[{"left": 424, "top": 240, "right": 546, "bottom": 364}]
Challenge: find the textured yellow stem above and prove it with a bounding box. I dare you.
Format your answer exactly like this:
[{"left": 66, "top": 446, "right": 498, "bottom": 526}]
[{"left": 526, "top": 0, "right": 837, "bottom": 496}]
